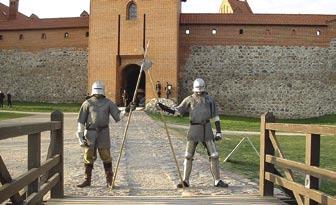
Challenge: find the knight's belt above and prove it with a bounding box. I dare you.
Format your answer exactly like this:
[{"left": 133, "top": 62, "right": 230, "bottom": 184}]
[
  {"left": 190, "top": 120, "right": 210, "bottom": 125},
  {"left": 86, "top": 125, "right": 109, "bottom": 132}
]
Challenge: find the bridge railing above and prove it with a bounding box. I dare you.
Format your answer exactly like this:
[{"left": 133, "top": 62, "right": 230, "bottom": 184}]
[
  {"left": 0, "top": 111, "right": 64, "bottom": 205},
  {"left": 260, "top": 112, "right": 336, "bottom": 205}
]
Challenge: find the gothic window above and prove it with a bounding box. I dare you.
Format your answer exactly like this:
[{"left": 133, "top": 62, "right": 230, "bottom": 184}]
[
  {"left": 41, "top": 33, "right": 47, "bottom": 39},
  {"left": 239, "top": 29, "right": 244, "bottom": 35},
  {"left": 64, "top": 32, "right": 69, "bottom": 38},
  {"left": 127, "top": 2, "right": 137, "bottom": 20},
  {"left": 86, "top": 31, "right": 89, "bottom": 37},
  {"left": 185, "top": 29, "right": 190, "bottom": 35},
  {"left": 19, "top": 34, "right": 24, "bottom": 40}
]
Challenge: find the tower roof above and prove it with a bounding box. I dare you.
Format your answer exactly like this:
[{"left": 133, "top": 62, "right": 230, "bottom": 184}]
[
  {"left": 0, "top": 2, "right": 28, "bottom": 21},
  {"left": 220, "top": 0, "right": 253, "bottom": 14}
]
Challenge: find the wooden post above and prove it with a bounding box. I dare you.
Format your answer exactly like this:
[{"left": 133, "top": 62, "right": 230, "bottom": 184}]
[
  {"left": 50, "top": 111, "right": 64, "bottom": 199},
  {"left": 305, "top": 134, "right": 320, "bottom": 205},
  {"left": 28, "top": 132, "right": 41, "bottom": 196},
  {"left": 260, "top": 112, "right": 275, "bottom": 196}
]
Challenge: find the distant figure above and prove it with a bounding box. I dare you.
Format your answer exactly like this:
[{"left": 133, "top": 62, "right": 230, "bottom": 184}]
[
  {"left": 85, "top": 92, "right": 92, "bottom": 100},
  {"left": 121, "top": 90, "right": 128, "bottom": 107},
  {"left": 155, "top": 81, "right": 162, "bottom": 98},
  {"left": 7, "top": 92, "right": 12, "bottom": 108},
  {"left": 0, "top": 91, "right": 5, "bottom": 108},
  {"left": 165, "top": 82, "right": 172, "bottom": 99}
]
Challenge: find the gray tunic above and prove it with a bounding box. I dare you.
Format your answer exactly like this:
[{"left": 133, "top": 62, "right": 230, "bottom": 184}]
[
  {"left": 77, "top": 96, "right": 121, "bottom": 149},
  {"left": 175, "top": 93, "right": 219, "bottom": 142}
]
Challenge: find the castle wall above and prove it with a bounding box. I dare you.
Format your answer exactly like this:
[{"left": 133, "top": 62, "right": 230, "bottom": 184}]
[
  {"left": 0, "top": 48, "right": 88, "bottom": 103},
  {"left": 179, "top": 38, "right": 336, "bottom": 119},
  {"left": 0, "top": 28, "right": 89, "bottom": 50}
]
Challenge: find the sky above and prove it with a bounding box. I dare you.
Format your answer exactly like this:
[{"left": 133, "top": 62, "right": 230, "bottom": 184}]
[{"left": 0, "top": 0, "right": 336, "bottom": 18}]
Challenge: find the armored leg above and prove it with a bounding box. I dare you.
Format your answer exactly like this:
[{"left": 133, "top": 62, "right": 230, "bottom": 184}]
[
  {"left": 177, "top": 141, "right": 198, "bottom": 188},
  {"left": 98, "top": 148, "right": 113, "bottom": 187},
  {"left": 205, "top": 141, "right": 220, "bottom": 181},
  {"left": 205, "top": 141, "right": 228, "bottom": 188}
]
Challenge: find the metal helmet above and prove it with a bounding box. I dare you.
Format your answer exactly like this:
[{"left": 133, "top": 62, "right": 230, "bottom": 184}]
[
  {"left": 91, "top": 80, "right": 105, "bottom": 95},
  {"left": 192, "top": 78, "right": 206, "bottom": 92}
]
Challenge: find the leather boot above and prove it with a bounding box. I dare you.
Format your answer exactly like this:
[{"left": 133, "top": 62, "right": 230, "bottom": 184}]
[
  {"left": 103, "top": 162, "right": 113, "bottom": 187},
  {"left": 77, "top": 164, "right": 93, "bottom": 188}
]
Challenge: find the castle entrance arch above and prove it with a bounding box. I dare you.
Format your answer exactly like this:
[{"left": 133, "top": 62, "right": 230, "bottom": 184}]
[{"left": 122, "top": 64, "right": 146, "bottom": 107}]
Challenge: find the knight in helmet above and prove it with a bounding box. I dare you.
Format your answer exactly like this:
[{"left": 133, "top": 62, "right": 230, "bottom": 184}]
[
  {"left": 76, "top": 80, "right": 135, "bottom": 188},
  {"left": 158, "top": 78, "right": 228, "bottom": 188}
]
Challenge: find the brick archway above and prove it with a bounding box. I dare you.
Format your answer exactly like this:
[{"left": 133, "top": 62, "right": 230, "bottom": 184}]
[{"left": 121, "top": 64, "right": 146, "bottom": 107}]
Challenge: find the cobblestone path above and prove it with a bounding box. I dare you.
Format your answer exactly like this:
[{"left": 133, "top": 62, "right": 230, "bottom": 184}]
[{"left": 0, "top": 111, "right": 259, "bottom": 197}]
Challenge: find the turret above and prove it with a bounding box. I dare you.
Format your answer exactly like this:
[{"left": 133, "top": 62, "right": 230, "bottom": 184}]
[{"left": 8, "top": 0, "right": 19, "bottom": 20}]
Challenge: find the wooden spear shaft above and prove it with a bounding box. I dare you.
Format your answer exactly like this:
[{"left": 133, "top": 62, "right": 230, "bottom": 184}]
[
  {"left": 112, "top": 42, "right": 150, "bottom": 189},
  {"left": 146, "top": 70, "right": 185, "bottom": 189}
]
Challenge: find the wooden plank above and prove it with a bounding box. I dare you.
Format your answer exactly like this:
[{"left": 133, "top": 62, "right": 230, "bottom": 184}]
[
  {"left": 0, "top": 155, "right": 60, "bottom": 203},
  {"left": 0, "top": 121, "right": 61, "bottom": 140},
  {"left": 269, "top": 131, "right": 304, "bottom": 205},
  {"left": 266, "top": 123, "right": 336, "bottom": 136},
  {"left": 50, "top": 111, "right": 64, "bottom": 199},
  {"left": 25, "top": 173, "right": 60, "bottom": 205},
  {"left": 0, "top": 156, "right": 23, "bottom": 204},
  {"left": 265, "top": 172, "right": 336, "bottom": 204},
  {"left": 259, "top": 112, "right": 275, "bottom": 196},
  {"left": 305, "top": 134, "right": 320, "bottom": 205},
  {"left": 266, "top": 155, "right": 336, "bottom": 182},
  {"left": 28, "top": 132, "right": 41, "bottom": 196},
  {"left": 47, "top": 195, "right": 287, "bottom": 205}
]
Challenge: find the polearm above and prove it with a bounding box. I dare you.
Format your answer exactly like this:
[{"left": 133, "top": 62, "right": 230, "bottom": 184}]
[
  {"left": 112, "top": 42, "right": 150, "bottom": 189},
  {"left": 146, "top": 71, "right": 185, "bottom": 189}
]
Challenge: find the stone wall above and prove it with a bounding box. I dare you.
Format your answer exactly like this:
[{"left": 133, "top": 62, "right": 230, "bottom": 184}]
[
  {"left": 180, "top": 39, "right": 336, "bottom": 119},
  {"left": 0, "top": 48, "right": 88, "bottom": 103}
]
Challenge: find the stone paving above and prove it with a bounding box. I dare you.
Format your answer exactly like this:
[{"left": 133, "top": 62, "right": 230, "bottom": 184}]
[{"left": 0, "top": 111, "right": 260, "bottom": 197}]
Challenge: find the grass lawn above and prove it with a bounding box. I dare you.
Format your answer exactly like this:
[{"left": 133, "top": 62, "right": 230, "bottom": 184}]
[
  {"left": 0, "top": 101, "right": 81, "bottom": 113},
  {"left": 148, "top": 112, "right": 336, "bottom": 132},
  {"left": 214, "top": 135, "right": 336, "bottom": 195},
  {"left": 156, "top": 111, "right": 336, "bottom": 196},
  {"left": 0, "top": 112, "right": 30, "bottom": 121}
]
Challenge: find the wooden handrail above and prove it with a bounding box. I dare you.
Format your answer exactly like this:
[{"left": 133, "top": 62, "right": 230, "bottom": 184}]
[
  {"left": 266, "top": 123, "right": 336, "bottom": 136},
  {"left": 260, "top": 112, "right": 336, "bottom": 205},
  {"left": 265, "top": 173, "right": 336, "bottom": 204},
  {"left": 0, "top": 121, "right": 61, "bottom": 140},
  {"left": 0, "top": 155, "right": 60, "bottom": 204},
  {"left": 265, "top": 155, "right": 336, "bottom": 182},
  {"left": 0, "top": 111, "right": 64, "bottom": 205}
]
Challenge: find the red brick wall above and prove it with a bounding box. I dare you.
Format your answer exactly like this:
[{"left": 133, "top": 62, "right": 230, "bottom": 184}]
[{"left": 0, "top": 28, "right": 89, "bottom": 50}]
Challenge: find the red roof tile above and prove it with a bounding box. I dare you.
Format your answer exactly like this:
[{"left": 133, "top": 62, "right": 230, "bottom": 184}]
[
  {"left": 0, "top": 2, "right": 29, "bottom": 21},
  {"left": 0, "top": 17, "right": 89, "bottom": 31},
  {"left": 228, "top": 0, "right": 253, "bottom": 14},
  {"left": 180, "top": 13, "right": 336, "bottom": 26}
]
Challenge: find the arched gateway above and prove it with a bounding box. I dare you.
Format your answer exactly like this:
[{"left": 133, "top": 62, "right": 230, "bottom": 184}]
[{"left": 121, "top": 64, "right": 146, "bottom": 106}]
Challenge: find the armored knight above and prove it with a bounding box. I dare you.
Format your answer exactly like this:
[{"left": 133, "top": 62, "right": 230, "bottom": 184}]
[
  {"left": 76, "top": 80, "right": 134, "bottom": 188},
  {"left": 158, "top": 78, "right": 228, "bottom": 188}
]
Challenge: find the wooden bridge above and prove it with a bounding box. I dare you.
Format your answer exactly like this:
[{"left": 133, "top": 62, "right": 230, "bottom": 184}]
[{"left": 0, "top": 111, "right": 335, "bottom": 205}]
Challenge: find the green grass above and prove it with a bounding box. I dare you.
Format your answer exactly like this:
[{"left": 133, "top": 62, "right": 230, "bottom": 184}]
[
  {"left": 0, "top": 112, "right": 30, "bottom": 121},
  {"left": 158, "top": 111, "right": 336, "bottom": 196},
  {"left": 0, "top": 101, "right": 81, "bottom": 113},
  {"left": 212, "top": 135, "right": 336, "bottom": 196},
  {"left": 147, "top": 112, "right": 336, "bottom": 132}
]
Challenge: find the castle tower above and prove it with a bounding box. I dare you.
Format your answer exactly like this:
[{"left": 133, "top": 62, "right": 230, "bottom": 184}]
[
  {"left": 219, "top": 0, "right": 233, "bottom": 14},
  {"left": 89, "top": 0, "right": 182, "bottom": 104},
  {"left": 8, "top": 0, "right": 19, "bottom": 20}
]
